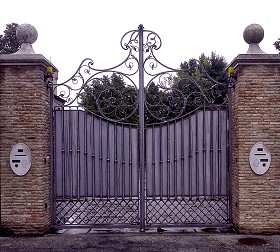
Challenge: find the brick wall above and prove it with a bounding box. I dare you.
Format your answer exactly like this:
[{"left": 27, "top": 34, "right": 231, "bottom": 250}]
[
  {"left": 230, "top": 55, "right": 280, "bottom": 233},
  {"left": 0, "top": 55, "right": 55, "bottom": 235}
]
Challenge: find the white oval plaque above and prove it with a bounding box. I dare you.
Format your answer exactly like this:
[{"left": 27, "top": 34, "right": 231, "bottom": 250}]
[
  {"left": 10, "top": 143, "right": 31, "bottom": 176},
  {"left": 249, "top": 142, "right": 271, "bottom": 175}
]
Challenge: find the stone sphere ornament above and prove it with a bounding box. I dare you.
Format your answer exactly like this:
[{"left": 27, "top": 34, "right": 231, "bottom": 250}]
[
  {"left": 243, "top": 23, "right": 265, "bottom": 54},
  {"left": 14, "top": 24, "right": 38, "bottom": 54},
  {"left": 243, "top": 23, "right": 264, "bottom": 44}
]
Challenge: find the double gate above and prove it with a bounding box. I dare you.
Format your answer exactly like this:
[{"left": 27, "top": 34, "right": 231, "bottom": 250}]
[{"left": 51, "top": 25, "right": 231, "bottom": 230}]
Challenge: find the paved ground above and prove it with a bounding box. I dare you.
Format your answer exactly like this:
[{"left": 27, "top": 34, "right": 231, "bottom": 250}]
[{"left": 0, "top": 227, "right": 280, "bottom": 251}]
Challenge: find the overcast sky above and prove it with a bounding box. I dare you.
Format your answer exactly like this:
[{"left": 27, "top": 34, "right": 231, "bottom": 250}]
[{"left": 1, "top": 0, "right": 280, "bottom": 82}]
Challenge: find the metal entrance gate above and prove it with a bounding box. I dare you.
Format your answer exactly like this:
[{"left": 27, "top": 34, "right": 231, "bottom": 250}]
[{"left": 51, "top": 25, "right": 231, "bottom": 230}]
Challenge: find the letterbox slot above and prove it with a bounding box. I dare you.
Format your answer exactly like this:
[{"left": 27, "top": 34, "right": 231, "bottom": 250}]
[
  {"left": 254, "top": 153, "right": 266, "bottom": 156},
  {"left": 260, "top": 159, "right": 269, "bottom": 162},
  {"left": 15, "top": 154, "right": 27, "bottom": 156}
]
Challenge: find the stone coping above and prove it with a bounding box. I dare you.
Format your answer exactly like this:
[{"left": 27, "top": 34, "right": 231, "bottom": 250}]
[
  {"left": 0, "top": 53, "right": 58, "bottom": 72},
  {"left": 229, "top": 54, "right": 280, "bottom": 68}
]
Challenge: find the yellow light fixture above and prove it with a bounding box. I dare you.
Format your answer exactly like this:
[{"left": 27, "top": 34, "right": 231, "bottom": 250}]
[
  {"left": 228, "top": 66, "right": 237, "bottom": 89},
  {"left": 228, "top": 67, "right": 234, "bottom": 74},
  {"left": 46, "top": 66, "right": 53, "bottom": 74},
  {"left": 45, "top": 66, "right": 54, "bottom": 87}
]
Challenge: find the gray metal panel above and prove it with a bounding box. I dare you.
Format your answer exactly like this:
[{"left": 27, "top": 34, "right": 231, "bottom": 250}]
[
  {"left": 146, "top": 109, "right": 228, "bottom": 197},
  {"left": 55, "top": 109, "right": 138, "bottom": 199}
]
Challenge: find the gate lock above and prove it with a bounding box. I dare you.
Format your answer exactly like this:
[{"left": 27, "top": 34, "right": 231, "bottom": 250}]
[
  {"left": 10, "top": 143, "right": 31, "bottom": 176},
  {"left": 249, "top": 142, "right": 271, "bottom": 175}
]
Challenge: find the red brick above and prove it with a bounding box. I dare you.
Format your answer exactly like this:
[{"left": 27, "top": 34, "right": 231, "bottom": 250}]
[
  {"left": 230, "top": 55, "right": 280, "bottom": 234},
  {"left": 0, "top": 56, "right": 56, "bottom": 235}
]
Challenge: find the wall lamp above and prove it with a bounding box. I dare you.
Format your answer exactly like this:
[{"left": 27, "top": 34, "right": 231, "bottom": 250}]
[
  {"left": 228, "top": 66, "right": 237, "bottom": 89},
  {"left": 44, "top": 66, "right": 53, "bottom": 88}
]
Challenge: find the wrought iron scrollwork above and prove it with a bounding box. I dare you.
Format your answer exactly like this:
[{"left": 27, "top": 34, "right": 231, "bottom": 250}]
[
  {"left": 52, "top": 25, "right": 228, "bottom": 123},
  {"left": 144, "top": 58, "right": 228, "bottom": 122},
  {"left": 52, "top": 57, "right": 139, "bottom": 122}
]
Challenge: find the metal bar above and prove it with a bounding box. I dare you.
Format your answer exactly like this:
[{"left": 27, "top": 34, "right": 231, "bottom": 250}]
[
  {"left": 129, "top": 125, "right": 133, "bottom": 198},
  {"left": 210, "top": 110, "right": 214, "bottom": 197},
  {"left": 55, "top": 221, "right": 233, "bottom": 230},
  {"left": 181, "top": 118, "right": 185, "bottom": 198},
  {"left": 217, "top": 109, "right": 221, "bottom": 198},
  {"left": 160, "top": 125, "right": 163, "bottom": 199},
  {"left": 91, "top": 114, "right": 95, "bottom": 197},
  {"left": 188, "top": 116, "right": 192, "bottom": 199},
  {"left": 99, "top": 118, "right": 103, "bottom": 198},
  {"left": 69, "top": 108, "right": 73, "bottom": 199},
  {"left": 174, "top": 121, "right": 177, "bottom": 198},
  {"left": 138, "top": 24, "right": 145, "bottom": 232},
  {"left": 202, "top": 108, "right": 206, "bottom": 197},
  {"left": 114, "top": 123, "right": 117, "bottom": 199},
  {"left": 106, "top": 120, "right": 110, "bottom": 199},
  {"left": 152, "top": 125, "right": 156, "bottom": 198},
  {"left": 195, "top": 111, "right": 199, "bottom": 198},
  {"left": 121, "top": 124, "right": 125, "bottom": 198},
  {"left": 77, "top": 108, "right": 80, "bottom": 199},
  {"left": 84, "top": 110, "right": 88, "bottom": 198},
  {"left": 62, "top": 108, "right": 66, "bottom": 200},
  {"left": 167, "top": 122, "right": 170, "bottom": 198}
]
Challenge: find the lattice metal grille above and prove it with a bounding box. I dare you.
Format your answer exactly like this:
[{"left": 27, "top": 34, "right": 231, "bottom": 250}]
[
  {"left": 55, "top": 198, "right": 139, "bottom": 226},
  {"left": 146, "top": 197, "right": 229, "bottom": 225}
]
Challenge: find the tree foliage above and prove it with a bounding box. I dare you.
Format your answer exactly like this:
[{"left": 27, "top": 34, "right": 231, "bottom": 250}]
[
  {"left": 145, "top": 52, "right": 228, "bottom": 122},
  {"left": 176, "top": 52, "right": 228, "bottom": 107},
  {"left": 0, "top": 23, "right": 20, "bottom": 54},
  {"left": 80, "top": 73, "right": 138, "bottom": 123},
  {"left": 80, "top": 52, "right": 228, "bottom": 124},
  {"left": 273, "top": 38, "right": 280, "bottom": 52}
]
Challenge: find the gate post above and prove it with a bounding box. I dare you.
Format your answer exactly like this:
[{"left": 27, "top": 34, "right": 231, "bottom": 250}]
[
  {"left": 0, "top": 24, "right": 57, "bottom": 235},
  {"left": 229, "top": 24, "right": 280, "bottom": 233}
]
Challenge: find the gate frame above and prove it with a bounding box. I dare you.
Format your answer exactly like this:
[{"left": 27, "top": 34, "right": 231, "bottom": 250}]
[{"left": 50, "top": 24, "right": 232, "bottom": 231}]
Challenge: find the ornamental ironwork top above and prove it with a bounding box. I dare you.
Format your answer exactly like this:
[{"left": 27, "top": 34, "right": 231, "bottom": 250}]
[{"left": 52, "top": 24, "right": 229, "bottom": 123}]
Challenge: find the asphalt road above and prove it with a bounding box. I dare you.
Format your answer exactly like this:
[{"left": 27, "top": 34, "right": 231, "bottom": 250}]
[{"left": 0, "top": 230, "right": 280, "bottom": 252}]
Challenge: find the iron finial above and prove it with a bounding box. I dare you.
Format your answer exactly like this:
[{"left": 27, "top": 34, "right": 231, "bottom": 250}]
[{"left": 138, "top": 24, "right": 144, "bottom": 30}]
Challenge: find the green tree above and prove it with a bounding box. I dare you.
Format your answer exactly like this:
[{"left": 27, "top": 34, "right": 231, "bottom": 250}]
[
  {"left": 143, "top": 52, "right": 228, "bottom": 122},
  {"left": 273, "top": 38, "right": 280, "bottom": 52},
  {"left": 0, "top": 23, "right": 20, "bottom": 54},
  {"left": 145, "top": 81, "right": 169, "bottom": 123},
  {"left": 80, "top": 52, "right": 228, "bottom": 123},
  {"left": 174, "top": 52, "right": 228, "bottom": 112},
  {"left": 80, "top": 73, "right": 138, "bottom": 123}
]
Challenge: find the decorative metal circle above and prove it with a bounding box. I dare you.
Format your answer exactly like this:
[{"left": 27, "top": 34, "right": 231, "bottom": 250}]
[
  {"left": 243, "top": 24, "right": 264, "bottom": 44},
  {"left": 16, "top": 24, "right": 38, "bottom": 44}
]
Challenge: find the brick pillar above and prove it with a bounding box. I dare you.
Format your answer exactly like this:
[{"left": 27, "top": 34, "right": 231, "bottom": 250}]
[
  {"left": 0, "top": 39, "right": 57, "bottom": 233},
  {"left": 229, "top": 54, "right": 280, "bottom": 233}
]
